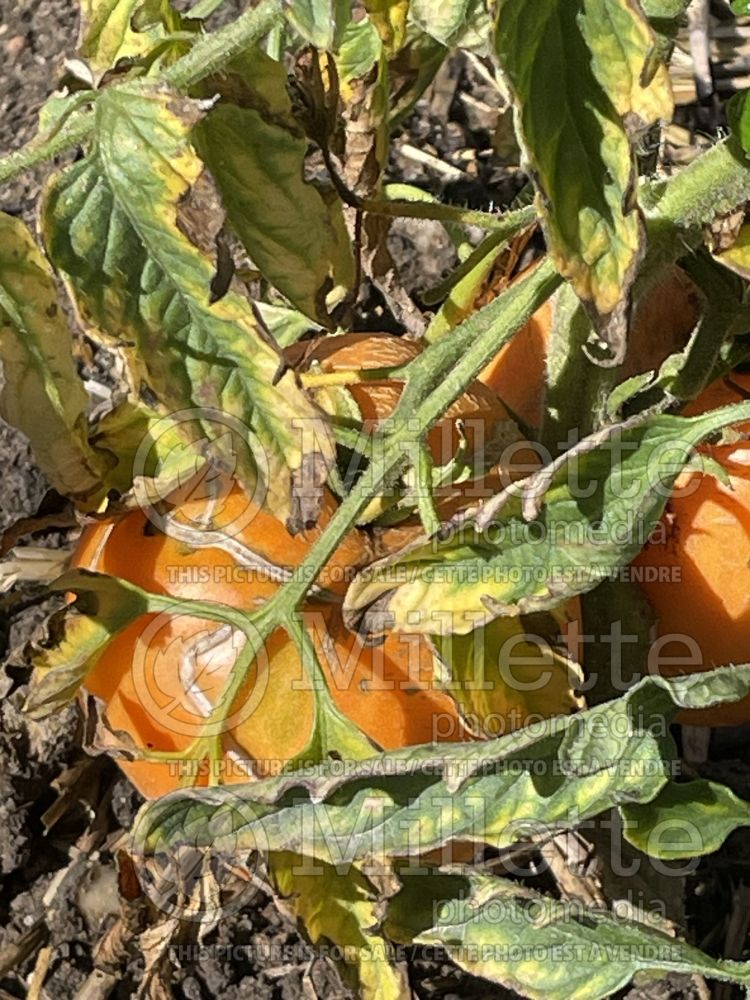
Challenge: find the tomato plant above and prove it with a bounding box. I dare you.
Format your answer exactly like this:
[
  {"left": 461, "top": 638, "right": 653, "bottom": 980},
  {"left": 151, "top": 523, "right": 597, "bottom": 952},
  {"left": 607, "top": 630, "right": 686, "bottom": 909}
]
[{"left": 4, "top": 0, "right": 750, "bottom": 997}]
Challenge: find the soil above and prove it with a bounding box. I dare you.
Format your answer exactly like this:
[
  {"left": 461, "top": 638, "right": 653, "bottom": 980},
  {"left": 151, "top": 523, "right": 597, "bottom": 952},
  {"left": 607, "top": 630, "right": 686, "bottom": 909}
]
[{"left": 1, "top": 2, "right": 749, "bottom": 999}]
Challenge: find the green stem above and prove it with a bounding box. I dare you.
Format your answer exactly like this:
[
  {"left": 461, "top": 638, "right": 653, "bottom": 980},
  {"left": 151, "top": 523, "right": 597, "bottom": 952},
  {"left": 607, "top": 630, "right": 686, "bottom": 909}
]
[
  {"left": 162, "top": 0, "right": 283, "bottom": 89},
  {"left": 642, "top": 138, "right": 750, "bottom": 265},
  {"left": 0, "top": 0, "right": 283, "bottom": 188},
  {"left": 0, "top": 112, "right": 93, "bottom": 188},
  {"left": 361, "top": 198, "right": 535, "bottom": 233}
]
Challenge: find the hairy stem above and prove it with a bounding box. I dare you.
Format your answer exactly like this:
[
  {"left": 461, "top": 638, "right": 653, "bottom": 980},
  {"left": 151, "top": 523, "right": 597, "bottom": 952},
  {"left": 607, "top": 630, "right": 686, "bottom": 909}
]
[{"left": 0, "top": 0, "right": 283, "bottom": 187}]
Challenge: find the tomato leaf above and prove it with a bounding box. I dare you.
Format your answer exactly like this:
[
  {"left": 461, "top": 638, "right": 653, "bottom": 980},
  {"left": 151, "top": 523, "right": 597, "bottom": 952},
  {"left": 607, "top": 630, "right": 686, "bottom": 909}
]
[
  {"left": 418, "top": 873, "right": 750, "bottom": 1000},
  {"left": 621, "top": 779, "right": 750, "bottom": 860},
  {"left": 362, "top": 0, "right": 408, "bottom": 54},
  {"left": 410, "top": 0, "right": 484, "bottom": 47},
  {"left": 133, "top": 666, "right": 750, "bottom": 863},
  {"left": 271, "top": 853, "right": 408, "bottom": 999},
  {"left": 284, "top": 0, "right": 352, "bottom": 51},
  {"left": 24, "top": 569, "right": 170, "bottom": 719},
  {"left": 42, "top": 85, "right": 335, "bottom": 528},
  {"left": 0, "top": 212, "right": 108, "bottom": 505},
  {"left": 432, "top": 613, "right": 584, "bottom": 736},
  {"left": 343, "top": 404, "right": 750, "bottom": 637},
  {"left": 495, "top": 0, "right": 673, "bottom": 363},
  {"left": 77, "top": 0, "right": 169, "bottom": 72},
  {"left": 197, "top": 101, "right": 355, "bottom": 326}
]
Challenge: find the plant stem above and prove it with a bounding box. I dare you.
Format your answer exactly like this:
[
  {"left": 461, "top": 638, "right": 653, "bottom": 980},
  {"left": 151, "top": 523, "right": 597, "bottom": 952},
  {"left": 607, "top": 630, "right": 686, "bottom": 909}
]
[
  {"left": 0, "top": 0, "right": 283, "bottom": 188},
  {"left": 162, "top": 0, "right": 283, "bottom": 89},
  {"left": 0, "top": 112, "right": 93, "bottom": 187},
  {"left": 361, "top": 199, "right": 535, "bottom": 233}
]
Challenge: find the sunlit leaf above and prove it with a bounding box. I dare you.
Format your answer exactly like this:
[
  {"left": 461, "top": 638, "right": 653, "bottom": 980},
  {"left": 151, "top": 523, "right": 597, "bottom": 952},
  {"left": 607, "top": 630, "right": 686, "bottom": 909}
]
[
  {"left": 432, "top": 613, "right": 584, "bottom": 736},
  {"left": 495, "top": 0, "right": 673, "bottom": 362},
  {"left": 0, "top": 212, "right": 107, "bottom": 504},
  {"left": 621, "top": 779, "right": 750, "bottom": 859},
  {"left": 133, "top": 666, "right": 750, "bottom": 864},
  {"left": 42, "top": 85, "right": 335, "bottom": 528},
  {"left": 418, "top": 873, "right": 750, "bottom": 1000},
  {"left": 77, "top": 0, "right": 169, "bottom": 72},
  {"left": 410, "top": 0, "right": 482, "bottom": 47},
  {"left": 344, "top": 404, "right": 750, "bottom": 637},
  {"left": 271, "top": 853, "right": 408, "bottom": 999},
  {"left": 363, "top": 0, "right": 409, "bottom": 54},
  {"left": 24, "top": 569, "right": 170, "bottom": 718}
]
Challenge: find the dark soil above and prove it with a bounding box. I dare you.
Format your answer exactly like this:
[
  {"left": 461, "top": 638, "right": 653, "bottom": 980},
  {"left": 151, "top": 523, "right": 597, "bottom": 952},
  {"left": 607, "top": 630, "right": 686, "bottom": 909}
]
[{"left": 1, "top": 2, "right": 749, "bottom": 999}]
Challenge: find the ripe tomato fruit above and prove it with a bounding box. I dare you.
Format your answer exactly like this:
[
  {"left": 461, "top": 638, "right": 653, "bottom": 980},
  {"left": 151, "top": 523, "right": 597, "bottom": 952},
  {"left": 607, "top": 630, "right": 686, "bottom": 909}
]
[
  {"left": 632, "top": 373, "right": 750, "bottom": 726},
  {"left": 74, "top": 478, "right": 468, "bottom": 799}
]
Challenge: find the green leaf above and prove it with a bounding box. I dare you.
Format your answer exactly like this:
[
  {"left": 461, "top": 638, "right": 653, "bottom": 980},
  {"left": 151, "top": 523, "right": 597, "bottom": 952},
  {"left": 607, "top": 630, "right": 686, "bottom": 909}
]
[
  {"left": 424, "top": 232, "right": 506, "bottom": 342},
  {"left": 338, "top": 16, "right": 383, "bottom": 79},
  {"left": 77, "top": 0, "right": 169, "bottom": 72},
  {"left": 343, "top": 403, "right": 750, "bottom": 637},
  {"left": 495, "top": 0, "right": 673, "bottom": 362},
  {"left": 196, "top": 102, "right": 355, "bottom": 326},
  {"left": 432, "top": 613, "right": 584, "bottom": 736},
  {"left": 410, "top": 0, "right": 481, "bottom": 47},
  {"left": 42, "top": 84, "right": 335, "bottom": 528},
  {"left": 285, "top": 0, "right": 352, "bottom": 51},
  {"left": 133, "top": 666, "right": 750, "bottom": 864},
  {"left": 0, "top": 212, "right": 108, "bottom": 504},
  {"left": 271, "top": 853, "right": 408, "bottom": 999},
  {"left": 418, "top": 873, "right": 750, "bottom": 1000},
  {"left": 622, "top": 779, "right": 750, "bottom": 860},
  {"left": 24, "top": 569, "right": 170, "bottom": 718}
]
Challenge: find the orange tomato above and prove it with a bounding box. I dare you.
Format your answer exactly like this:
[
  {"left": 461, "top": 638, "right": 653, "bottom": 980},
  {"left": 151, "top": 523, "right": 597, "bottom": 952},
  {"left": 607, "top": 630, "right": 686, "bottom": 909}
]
[
  {"left": 75, "top": 478, "right": 467, "bottom": 799},
  {"left": 632, "top": 373, "right": 750, "bottom": 726}
]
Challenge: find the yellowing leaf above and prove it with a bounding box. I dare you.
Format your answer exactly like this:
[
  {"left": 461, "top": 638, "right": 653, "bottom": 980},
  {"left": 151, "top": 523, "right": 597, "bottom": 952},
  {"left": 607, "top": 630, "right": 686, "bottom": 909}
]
[
  {"left": 496, "top": 0, "right": 673, "bottom": 361},
  {"left": 271, "top": 853, "right": 408, "bottom": 1000},
  {"left": 197, "top": 103, "right": 355, "bottom": 326},
  {"left": 78, "top": 0, "right": 166, "bottom": 72},
  {"left": 419, "top": 874, "right": 750, "bottom": 1000},
  {"left": 363, "top": 0, "right": 409, "bottom": 53},
  {"left": 42, "top": 85, "right": 335, "bottom": 528},
  {"left": 344, "top": 405, "right": 750, "bottom": 637},
  {"left": 0, "top": 213, "right": 107, "bottom": 505},
  {"left": 25, "top": 569, "right": 168, "bottom": 719},
  {"left": 433, "top": 614, "right": 584, "bottom": 737}
]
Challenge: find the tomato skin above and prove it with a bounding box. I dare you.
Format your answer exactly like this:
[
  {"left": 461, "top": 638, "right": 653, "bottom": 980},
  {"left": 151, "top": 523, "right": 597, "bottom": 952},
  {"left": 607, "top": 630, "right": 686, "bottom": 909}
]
[
  {"left": 74, "top": 479, "right": 466, "bottom": 799},
  {"left": 632, "top": 374, "right": 750, "bottom": 726}
]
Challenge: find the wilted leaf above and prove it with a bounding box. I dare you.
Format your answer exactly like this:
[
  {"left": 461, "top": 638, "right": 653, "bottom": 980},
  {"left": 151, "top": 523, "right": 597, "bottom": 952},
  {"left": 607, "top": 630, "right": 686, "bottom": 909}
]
[
  {"left": 715, "top": 222, "right": 750, "bottom": 281},
  {"left": 418, "top": 873, "right": 750, "bottom": 1000},
  {"left": 88, "top": 397, "right": 199, "bottom": 498},
  {"left": 77, "top": 0, "right": 168, "bottom": 72},
  {"left": 363, "top": 0, "right": 408, "bottom": 54},
  {"left": 0, "top": 212, "right": 108, "bottom": 505},
  {"left": 344, "top": 403, "right": 750, "bottom": 637},
  {"left": 42, "top": 85, "right": 335, "bottom": 527},
  {"left": 432, "top": 613, "right": 584, "bottom": 736},
  {"left": 197, "top": 102, "right": 355, "bottom": 325},
  {"left": 271, "top": 853, "right": 408, "bottom": 999},
  {"left": 25, "top": 569, "right": 170, "bottom": 718},
  {"left": 133, "top": 666, "right": 750, "bottom": 865},
  {"left": 621, "top": 779, "right": 750, "bottom": 859},
  {"left": 285, "top": 0, "right": 352, "bottom": 51},
  {"left": 496, "top": 0, "right": 673, "bottom": 362}
]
